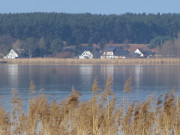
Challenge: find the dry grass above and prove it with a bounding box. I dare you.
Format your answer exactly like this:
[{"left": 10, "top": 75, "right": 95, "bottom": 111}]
[
  {"left": 3, "top": 58, "right": 180, "bottom": 65},
  {"left": 0, "top": 78, "right": 180, "bottom": 135}
]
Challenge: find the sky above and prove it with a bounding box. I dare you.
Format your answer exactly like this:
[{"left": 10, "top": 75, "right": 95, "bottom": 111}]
[{"left": 0, "top": 0, "right": 180, "bottom": 15}]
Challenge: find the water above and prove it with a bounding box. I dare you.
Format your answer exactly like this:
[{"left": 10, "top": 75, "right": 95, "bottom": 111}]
[{"left": 0, "top": 64, "right": 180, "bottom": 110}]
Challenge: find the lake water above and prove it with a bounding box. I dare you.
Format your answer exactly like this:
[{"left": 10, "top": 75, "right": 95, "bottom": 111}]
[{"left": 0, "top": 64, "right": 180, "bottom": 110}]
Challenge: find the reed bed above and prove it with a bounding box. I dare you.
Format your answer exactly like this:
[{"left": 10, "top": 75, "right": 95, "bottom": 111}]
[
  {"left": 4, "top": 58, "right": 180, "bottom": 65},
  {"left": 0, "top": 77, "right": 180, "bottom": 135}
]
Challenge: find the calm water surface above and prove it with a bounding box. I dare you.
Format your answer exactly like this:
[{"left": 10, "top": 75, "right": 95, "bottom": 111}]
[{"left": 0, "top": 64, "right": 180, "bottom": 109}]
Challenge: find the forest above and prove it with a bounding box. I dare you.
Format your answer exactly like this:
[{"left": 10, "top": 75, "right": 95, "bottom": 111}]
[{"left": 0, "top": 12, "right": 180, "bottom": 57}]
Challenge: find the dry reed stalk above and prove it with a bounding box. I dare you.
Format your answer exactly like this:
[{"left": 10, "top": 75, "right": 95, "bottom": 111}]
[
  {"left": 100, "top": 76, "right": 114, "bottom": 102},
  {"left": 0, "top": 108, "right": 10, "bottom": 135},
  {"left": 66, "top": 87, "right": 81, "bottom": 135},
  {"left": 139, "top": 97, "right": 154, "bottom": 135},
  {"left": 29, "top": 80, "right": 36, "bottom": 94},
  {"left": 11, "top": 89, "right": 24, "bottom": 134},
  {"left": 122, "top": 102, "right": 134, "bottom": 134},
  {"left": 115, "top": 109, "right": 123, "bottom": 135},
  {"left": 46, "top": 99, "right": 61, "bottom": 134},
  {"left": 91, "top": 77, "right": 100, "bottom": 135},
  {"left": 123, "top": 77, "right": 132, "bottom": 93},
  {"left": 12, "top": 90, "right": 23, "bottom": 113},
  {"left": 27, "top": 94, "right": 50, "bottom": 134},
  {"left": 132, "top": 103, "right": 141, "bottom": 134},
  {"left": 154, "top": 95, "right": 163, "bottom": 135},
  {"left": 156, "top": 89, "right": 176, "bottom": 135},
  {"left": 1, "top": 79, "right": 180, "bottom": 134},
  {"left": 92, "top": 77, "right": 99, "bottom": 94},
  {"left": 162, "top": 89, "right": 176, "bottom": 134},
  {"left": 122, "top": 77, "right": 132, "bottom": 119},
  {"left": 6, "top": 58, "right": 180, "bottom": 65},
  {"left": 176, "top": 96, "right": 180, "bottom": 135},
  {"left": 67, "top": 87, "right": 81, "bottom": 111}
]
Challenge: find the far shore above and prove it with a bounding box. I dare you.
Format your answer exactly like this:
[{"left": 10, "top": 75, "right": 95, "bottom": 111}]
[{"left": 1, "top": 58, "right": 180, "bottom": 65}]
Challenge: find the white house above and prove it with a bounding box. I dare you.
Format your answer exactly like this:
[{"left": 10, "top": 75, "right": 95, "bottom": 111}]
[
  {"left": 3, "top": 49, "right": 18, "bottom": 59},
  {"left": 101, "top": 47, "right": 115, "bottom": 59},
  {"left": 79, "top": 51, "right": 93, "bottom": 59},
  {"left": 101, "top": 47, "right": 130, "bottom": 59},
  {"left": 134, "top": 48, "right": 146, "bottom": 57},
  {"left": 3, "top": 49, "right": 26, "bottom": 59}
]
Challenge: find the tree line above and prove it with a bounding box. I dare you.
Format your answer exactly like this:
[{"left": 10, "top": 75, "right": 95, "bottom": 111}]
[{"left": 0, "top": 12, "right": 180, "bottom": 57}]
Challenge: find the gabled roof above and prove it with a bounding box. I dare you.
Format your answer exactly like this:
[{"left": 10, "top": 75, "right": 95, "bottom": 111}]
[
  {"left": 128, "top": 44, "right": 147, "bottom": 53},
  {"left": 148, "top": 48, "right": 158, "bottom": 53},
  {"left": 79, "top": 49, "right": 92, "bottom": 55},
  {"left": 105, "top": 46, "right": 116, "bottom": 52},
  {"left": 134, "top": 48, "right": 156, "bottom": 57},
  {"left": 136, "top": 48, "right": 145, "bottom": 53},
  {"left": 106, "top": 43, "right": 125, "bottom": 47},
  {"left": 81, "top": 43, "right": 97, "bottom": 48},
  {"left": 135, "top": 48, "right": 147, "bottom": 56},
  {"left": 114, "top": 47, "right": 130, "bottom": 56},
  {"left": 102, "top": 46, "right": 130, "bottom": 56}
]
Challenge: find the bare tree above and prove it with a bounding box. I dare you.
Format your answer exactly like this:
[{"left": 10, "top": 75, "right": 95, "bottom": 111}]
[
  {"left": 158, "top": 34, "right": 180, "bottom": 57},
  {"left": 21, "top": 37, "right": 38, "bottom": 58},
  {"left": 173, "top": 34, "right": 180, "bottom": 57}
]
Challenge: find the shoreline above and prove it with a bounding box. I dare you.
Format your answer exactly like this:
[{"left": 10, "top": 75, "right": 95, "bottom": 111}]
[{"left": 1, "top": 58, "right": 180, "bottom": 65}]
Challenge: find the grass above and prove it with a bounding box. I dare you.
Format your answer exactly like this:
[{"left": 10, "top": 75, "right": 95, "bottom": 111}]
[
  {"left": 0, "top": 78, "right": 180, "bottom": 135},
  {"left": 2, "top": 58, "right": 180, "bottom": 65}
]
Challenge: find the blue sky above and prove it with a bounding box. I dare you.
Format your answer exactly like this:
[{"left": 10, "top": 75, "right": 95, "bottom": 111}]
[{"left": 1, "top": 0, "right": 180, "bottom": 14}]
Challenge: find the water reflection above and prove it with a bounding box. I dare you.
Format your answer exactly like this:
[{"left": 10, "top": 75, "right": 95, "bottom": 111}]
[
  {"left": 134, "top": 65, "right": 143, "bottom": 87},
  {"left": 79, "top": 65, "right": 93, "bottom": 93},
  {"left": 100, "top": 65, "right": 114, "bottom": 82},
  {"left": 0, "top": 64, "right": 180, "bottom": 110},
  {"left": 79, "top": 65, "right": 93, "bottom": 75},
  {"left": 7, "top": 64, "right": 19, "bottom": 88}
]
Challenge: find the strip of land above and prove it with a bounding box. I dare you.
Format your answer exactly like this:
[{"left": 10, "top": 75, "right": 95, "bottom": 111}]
[{"left": 1, "top": 58, "right": 180, "bottom": 65}]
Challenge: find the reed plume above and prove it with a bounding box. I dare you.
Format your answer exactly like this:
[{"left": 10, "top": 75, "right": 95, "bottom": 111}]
[
  {"left": 123, "top": 77, "right": 132, "bottom": 93},
  {"left": 29, "top": 80, "right": 36, "bottom": 94},
  {"left": 0, "top": 78, "right": 179, "bottom": 134}
]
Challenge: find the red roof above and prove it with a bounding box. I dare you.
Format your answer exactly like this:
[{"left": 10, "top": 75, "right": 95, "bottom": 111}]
[
  {"left": 148, "top": 48, "right": 158, "bottom": 52},
  {"left": 81, "top": 43, "right": 97, "bottom": 48},
  {"left": 80, "top": 43, "right": 156, "bottom": 53},
  {"left": 128, "top": 44, "right": 148, "bottom": 53},
  {"left": 106, "top": 43, "right": 125, "bottom": 47},
  {"left": 106, "top": 43, "right": 148, "bottom": 52}
]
